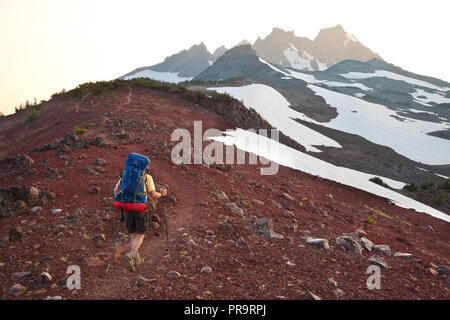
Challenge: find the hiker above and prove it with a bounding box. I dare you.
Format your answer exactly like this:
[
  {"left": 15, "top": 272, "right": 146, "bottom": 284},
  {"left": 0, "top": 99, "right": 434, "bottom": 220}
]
[{"left": 113, "top": 154, "right": 167, "bottom": 272}]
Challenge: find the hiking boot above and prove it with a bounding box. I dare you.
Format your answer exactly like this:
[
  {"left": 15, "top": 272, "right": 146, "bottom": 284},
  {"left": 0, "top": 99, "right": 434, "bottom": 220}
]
[
  {"left": 130, "top": 250, "right": 144, "bottom": 266},
  {"left": 123, "top": 252, "right": 136, "bottom": 272}
]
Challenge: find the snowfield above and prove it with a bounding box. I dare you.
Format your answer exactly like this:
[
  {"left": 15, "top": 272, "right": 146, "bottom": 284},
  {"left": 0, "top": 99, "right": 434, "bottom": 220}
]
[
  {"left": 411, "top": 88, "right": 450, "bottom": 106},
  {"left": 339, "top": 70, "right": 450, "bottom": 92},
  {"left": 287, "top": 69, "right": 372, "bottom": 91},
  {"left": 122, "top": 69, "right": 192, "bottom": 83},
  {"left": 298, "top": 85, "right": 450, "bottom": 165},
  {"left": 208, "top": 84, "right": 341, "bottom": 152},
  {"left": 210, "top": 129, "right": 449, "bottom": 223},
  {"left": 283, "top": 48, "right": 313, "bottom": 71},
  {"left": 211, "top": 80, "right": 450, "bottom": 165}
]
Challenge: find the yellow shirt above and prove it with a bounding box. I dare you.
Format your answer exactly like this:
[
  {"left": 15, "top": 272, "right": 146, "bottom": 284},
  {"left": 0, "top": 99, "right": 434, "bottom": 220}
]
[{"left": 115, "top": 173, "right": 156, "bottom": 195}]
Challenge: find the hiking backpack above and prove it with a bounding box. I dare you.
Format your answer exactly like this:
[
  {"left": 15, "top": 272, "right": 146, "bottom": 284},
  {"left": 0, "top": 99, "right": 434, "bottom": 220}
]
[{"left": 113, "top": 153, "right": 150, "bottom": 212}]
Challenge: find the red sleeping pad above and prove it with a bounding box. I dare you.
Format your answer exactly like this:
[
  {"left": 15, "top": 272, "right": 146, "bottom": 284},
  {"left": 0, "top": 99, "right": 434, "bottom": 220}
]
[{"left": 113, "top": 201, "right": 146, "bottom": 212}]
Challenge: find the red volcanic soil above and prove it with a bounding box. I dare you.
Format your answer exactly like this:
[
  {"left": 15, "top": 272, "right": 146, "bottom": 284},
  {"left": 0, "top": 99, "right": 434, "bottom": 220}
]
[{"left": 0, "top": 83, "right": 449, "bottom": 300}]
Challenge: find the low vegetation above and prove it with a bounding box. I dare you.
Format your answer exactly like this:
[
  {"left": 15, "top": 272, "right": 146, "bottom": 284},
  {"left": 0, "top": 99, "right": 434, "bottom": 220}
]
[
  {"left": 369, "top": 176, "right": 390, "bottom": 188},
  {"left": 23, "top": 102, "right": 44, "bottom": 125},
  {"left": 73, "top": 127, "right": 88, "bottom": 135},
  {"left": 403, "top": 183, "right": 418, "bottom": 192},
  {"left": 365, "top": 216, "right": 377, "bottom": 225}
]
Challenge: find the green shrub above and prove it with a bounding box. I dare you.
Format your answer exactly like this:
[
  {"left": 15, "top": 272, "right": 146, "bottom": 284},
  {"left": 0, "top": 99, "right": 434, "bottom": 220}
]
[
  {"left": 24, "top": 104, "right": 43, "bottom": 124},
  {"left": 369, "top": 177, "right": 389, "bottom": 188},
  {"left": 365, "top": 216, "right": 377, "bottom": 225},
  {"left": 403, "top": 183, "right": 418, "bottom": 192},
  {"left": 420, "top": 181, "right": 435, "bottom": 190},
  {"left": 74, "top": 127, "right": 88, "bottom": 135},
  {"left": 211, "top": 90, "right": 233, "bottom": 102},
  {"left": 85, "top": 123, "right": 96, "bottom": 129}
]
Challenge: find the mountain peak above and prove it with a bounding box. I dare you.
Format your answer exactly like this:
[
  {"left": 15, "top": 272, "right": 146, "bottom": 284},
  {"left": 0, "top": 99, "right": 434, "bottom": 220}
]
[
  {"left": 212, "top": 45, "right": 227, "bottom": 60},
  {"left": 233, "top": 39, "right": 251, "bottom": 48},
  {"left": 224, "top": 44, "right": 256, "bottom": 57}
]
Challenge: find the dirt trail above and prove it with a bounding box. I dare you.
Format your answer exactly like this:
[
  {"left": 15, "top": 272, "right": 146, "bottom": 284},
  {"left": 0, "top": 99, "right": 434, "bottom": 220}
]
[{"left": 94, "top": 156, "right": 202, "bottom": 298}]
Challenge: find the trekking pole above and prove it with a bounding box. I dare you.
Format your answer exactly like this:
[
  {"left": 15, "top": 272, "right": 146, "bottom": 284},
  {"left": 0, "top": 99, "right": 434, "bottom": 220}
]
[
  {"left": 105, "top": 210, "right": 123, "bottom": 275},
  {"left": 162, "top": 196, "right": 170, "bottom": 257}
]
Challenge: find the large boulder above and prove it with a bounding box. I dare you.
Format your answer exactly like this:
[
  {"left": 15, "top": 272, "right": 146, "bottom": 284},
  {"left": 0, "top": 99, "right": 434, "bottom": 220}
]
[
  {"left": 335, "top": 235, "right": 362, "bottom": 255},
  {"left": 251, "top": 216, "right": 284, "bottom": 239},
  {"left": 372, "top": 245, "right": 391, "bottom": 257}
]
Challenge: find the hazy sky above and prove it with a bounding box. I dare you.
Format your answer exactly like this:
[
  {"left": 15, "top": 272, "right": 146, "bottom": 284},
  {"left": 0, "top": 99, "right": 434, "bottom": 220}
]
[{"left": 1, "top": 0, "right": 449, "bottom": 115}]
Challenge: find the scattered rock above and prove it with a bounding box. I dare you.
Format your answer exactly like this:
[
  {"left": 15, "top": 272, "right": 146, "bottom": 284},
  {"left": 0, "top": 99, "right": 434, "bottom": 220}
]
[
  {"left": 136, "top": 275, "right": 150, "bottom": 287},
  {"left": 306, "top": 237, "right": 330, "bottom": 250},
  {"left": 95, "top": 166, "right": 106, "bottom": 173},
  {"left": 96, "top": 158, "right": 107, "bottom": 166},
  {"left": 282, "top": 210, "right": 294, "bottom": 218},
  {"left": 367, "top": 255, "right": 388, "bottom": 269},
  {"left": 224, "top": 202, "right": 244, "bottom": 216},
  {"left": 8, "top": 284, "right": 27, "bottom": 297},
  {"left": 359, "top": 237, "right": 374, "bottom": 252},
  {"left": 271, "top": 200, "right": 282, "bottom": 209},
  {"left": 236, "top": 237, "right": 253, "bottom": 254},
  {"left": 372, "top": 245, "right": 391, "bottom": 257},
  {"left": 251, "top": 217, "right": 284, "bottom": 239},
  {"left": 306, "top": 291, "right": 321, "bottom": 300},
  {"left": 93, "top": 234, "right": 106, "bottom": 242},
  {"left": 88, "top": 186, "right": 101, "bottom": 194},
  {"left": 281, "top": 193, "right": 294, "bottom": 201},
  {"left": 335, "top": 236, "right": 362, "bottom": 255},
  {"left": 436, "top": 266, "right": 449, "bottom": 276},
  {"left": 45, "top": 296, "right": 63, "bottom": 300},
  {"left": 30, "top": 206, "right": 43, "bottom": 215},
  {"left": 166, "top": 271, "right": 181, "bottom": 280},
  {"left": 186, "top": 239, "right": 197, "bottom": 250},
  {"left": 394, "top": 252, "right": 413, "bottom": 259},
  {"left": 427, "top": 267, "right": 439, "bottom": 276},
  {"left": 327, "top": 278, "right": 338, "bottom": 287},
  {"left": 286, "top": 222, "right": 298, "bottom": 232},
  {"left": 201, "top": 266, "right": 212, "bottom": 274},
  {"left": 205, "top": 230, "right": 215, "bottom": 237},
  {"left": 425, "top": 225, "right": 435, "bottom": 232},
  {"left": 253, "top": 199, "right": 264, "bottom": 206},
  {"left": 214, "top": 191, "right": 229, "bottom": 202},
  {"left": 29, "top": 271, "right": 53, "bottom": 289},
  {"left": 43, "top": 167, "right": 58, "bottom": 178},
  {"left": 11, "top": 271, "right": 32, "bottom": 281},
  {"left": 333, "top": 288, "right": 345, "bottom": 297}
]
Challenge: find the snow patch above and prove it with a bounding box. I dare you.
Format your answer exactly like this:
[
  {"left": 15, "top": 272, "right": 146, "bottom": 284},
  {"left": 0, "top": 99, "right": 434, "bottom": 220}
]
[
  {"left": 435, "top": 173, "right": 449, "bottom": 179},
  {"left": 287, "top": 69, "right": 372, "bottom": 91},
  {"left": 283, "top": 48, "right": 313, "bottom": 71},
  {"left": 207, "top": 84, "right": 341, "bottom": 152},
  {"left": 344, "top": 33, "right": 358, "bottom": 46},
  {"left": 302, "top": 85, "right": 450, "bottom": 165},
  {"left": 340, "top": 70, "right": 450, "bottom": 92},
  {"left": 411, "top": 88, "right": 450, "bottom": 105},
  {"left": 123, "top": 69, "right": 192, "bottom": 83},
  {"left": 209, "top": 129, "right": 449, "bottom": 222}
]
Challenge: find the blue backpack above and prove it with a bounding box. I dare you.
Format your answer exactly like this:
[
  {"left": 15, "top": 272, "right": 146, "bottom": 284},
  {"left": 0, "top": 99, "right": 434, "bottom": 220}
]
[{"left": 114, "top": 153, "right": 150, "bottom": 208}]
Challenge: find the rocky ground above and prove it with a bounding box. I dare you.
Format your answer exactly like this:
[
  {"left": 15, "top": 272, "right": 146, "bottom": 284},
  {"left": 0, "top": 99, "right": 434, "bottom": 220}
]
[{"left": 0, "top": 82, "right": 449, "bottom": 300}]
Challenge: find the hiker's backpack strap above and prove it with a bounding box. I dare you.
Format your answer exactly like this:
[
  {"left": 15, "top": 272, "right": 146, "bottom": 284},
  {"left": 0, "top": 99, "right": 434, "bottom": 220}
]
[{"left": 132, "top": 172, "right": 145, "bottom": 210}]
